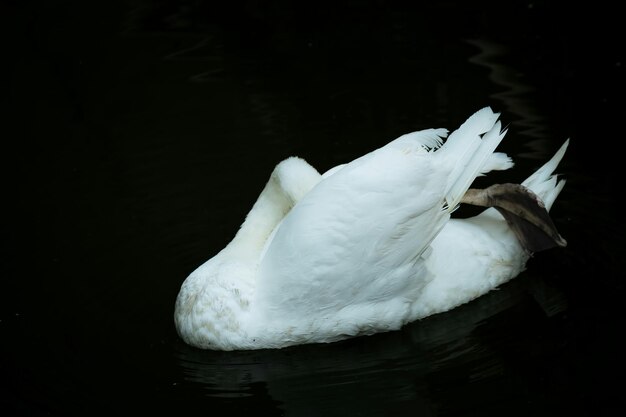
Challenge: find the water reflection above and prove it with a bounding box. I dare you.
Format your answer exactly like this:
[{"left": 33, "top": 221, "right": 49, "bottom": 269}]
[
  {"left": 162, "top": 35, "right": 226, "bottom": 83},
  {"left": 468, "top": 39, "right": 552, "bottom": 160},
  {"left": 174, "top": 275, "right": 567, "bottom": 416}
]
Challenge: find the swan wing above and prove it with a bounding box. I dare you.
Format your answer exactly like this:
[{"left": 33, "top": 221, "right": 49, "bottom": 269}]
[{"left": 255, "top": 129, "right": 467, "bottom": 321}]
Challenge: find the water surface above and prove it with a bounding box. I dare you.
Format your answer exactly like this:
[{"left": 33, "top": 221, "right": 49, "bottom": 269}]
[{"left": 4, "top": 1, "right": 624, "bottom": 416}]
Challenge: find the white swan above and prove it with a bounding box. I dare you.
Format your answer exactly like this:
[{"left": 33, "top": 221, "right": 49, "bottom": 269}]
[{"left": 174, "top": 107, "right": 568, "bottom": 350}]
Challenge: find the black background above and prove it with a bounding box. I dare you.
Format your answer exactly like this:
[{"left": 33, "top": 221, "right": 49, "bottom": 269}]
[{"left": 3, "top": 1, "right": 625, "bottom": 416}]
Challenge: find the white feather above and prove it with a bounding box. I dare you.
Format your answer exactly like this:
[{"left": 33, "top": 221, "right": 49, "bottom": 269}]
[
  {"left": 440, "top": 108, "right": 509, "bottom": 209},
  {"left": 522, "top": 139, "right": 569, "bottom": 210}
]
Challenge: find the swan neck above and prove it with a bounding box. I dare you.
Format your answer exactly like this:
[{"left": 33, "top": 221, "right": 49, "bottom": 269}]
[{"left": 228, "top": 176, "right": 291, "bottom": 258}]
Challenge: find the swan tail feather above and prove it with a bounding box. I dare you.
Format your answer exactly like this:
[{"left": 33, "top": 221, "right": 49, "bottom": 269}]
[
  {"left": 439, "top": 107, "right": 509, "bottom": 211},
  {"left": 522, "top": 139, "right": 569, "bottom": 211}
]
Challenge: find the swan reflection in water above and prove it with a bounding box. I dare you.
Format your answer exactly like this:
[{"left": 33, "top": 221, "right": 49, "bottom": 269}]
[{"left": 174, "top": 273, "right": 568, "bottom": 416}]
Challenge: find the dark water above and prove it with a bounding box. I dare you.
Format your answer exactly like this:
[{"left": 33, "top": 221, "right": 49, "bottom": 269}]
[{"left": 4, "top": 1, "right": 625, "bottom": 416}]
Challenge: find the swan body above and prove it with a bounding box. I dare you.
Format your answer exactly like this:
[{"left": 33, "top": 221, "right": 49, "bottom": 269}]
[{"left": 175, "top": 107, "right": 567, "bottom": 350}]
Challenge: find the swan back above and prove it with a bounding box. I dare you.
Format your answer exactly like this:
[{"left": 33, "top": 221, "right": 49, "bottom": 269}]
[{"left": 250, "top": 108, "right": 510, "bottom": 345}]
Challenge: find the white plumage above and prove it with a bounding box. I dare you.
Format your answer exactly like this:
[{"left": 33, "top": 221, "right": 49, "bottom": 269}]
[{"left": 174, "top": 107, "right": 567, "bottom": 350}]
